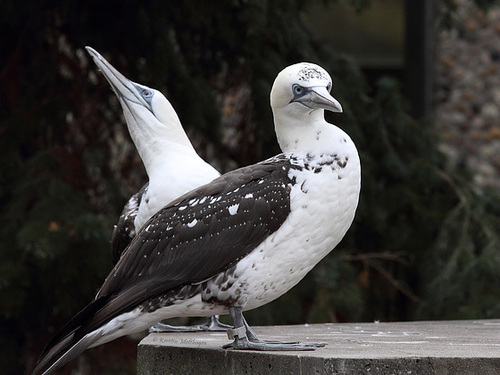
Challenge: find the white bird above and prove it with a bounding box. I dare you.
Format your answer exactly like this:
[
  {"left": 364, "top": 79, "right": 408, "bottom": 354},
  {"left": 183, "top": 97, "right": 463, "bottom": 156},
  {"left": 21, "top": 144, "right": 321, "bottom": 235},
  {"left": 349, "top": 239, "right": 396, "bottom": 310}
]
[
  {"left": 32, "top": 62, "right": 361, "bottom": 375},
  {"left": 86, "top": 47, "right": 228, "bottom": 331}
]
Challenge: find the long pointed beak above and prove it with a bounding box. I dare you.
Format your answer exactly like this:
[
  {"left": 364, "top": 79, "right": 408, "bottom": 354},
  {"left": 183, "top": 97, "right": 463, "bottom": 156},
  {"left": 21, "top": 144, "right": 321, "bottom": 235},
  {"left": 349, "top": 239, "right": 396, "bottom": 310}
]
[
  {"left": 85, "top": 46, "right": 149, "bottom": 109},
  {"left": 293, "top": 86, "right": 343, "bottom": 113}
]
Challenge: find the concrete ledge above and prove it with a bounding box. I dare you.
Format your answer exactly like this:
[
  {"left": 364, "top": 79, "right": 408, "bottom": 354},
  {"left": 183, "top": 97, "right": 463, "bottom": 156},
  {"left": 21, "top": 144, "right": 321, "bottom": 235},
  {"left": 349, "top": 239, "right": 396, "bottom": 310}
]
[{"left": 138, "top": 320, "right": 500, "bottom": 375}]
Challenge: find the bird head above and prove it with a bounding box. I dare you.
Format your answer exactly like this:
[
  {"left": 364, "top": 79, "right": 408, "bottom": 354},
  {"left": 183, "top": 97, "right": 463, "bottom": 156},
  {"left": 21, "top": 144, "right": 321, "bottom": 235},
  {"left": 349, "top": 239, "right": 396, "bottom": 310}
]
[
  {"left": 85, "top": 47, "right": 197, "bottom": 175},
  {"left": 270, "top": 62, "right": 344, "bottom": 153},
  {"left": 270, "top": 62, "right": 342, "bottom": 117},
  {"left": 85, "top": 46, "right": 192, "bottom": 149}
]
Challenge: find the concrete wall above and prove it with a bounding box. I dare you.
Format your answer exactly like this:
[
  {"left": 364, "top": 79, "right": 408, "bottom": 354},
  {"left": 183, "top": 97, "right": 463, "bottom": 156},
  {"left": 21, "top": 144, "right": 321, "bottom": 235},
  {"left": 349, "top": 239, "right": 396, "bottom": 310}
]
[{"left": 138, "top": 320, "right": 500, "bottom": 375}]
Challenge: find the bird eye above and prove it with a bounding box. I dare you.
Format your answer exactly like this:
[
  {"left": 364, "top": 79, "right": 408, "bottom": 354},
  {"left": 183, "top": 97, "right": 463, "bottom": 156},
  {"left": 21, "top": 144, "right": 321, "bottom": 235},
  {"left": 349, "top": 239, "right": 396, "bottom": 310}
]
[
  {"left": 141, "top": 89, "right": 153, "bottom": 98},
  {"left": 292, "top": 84, "right": 304, "bottom": 96},
  {"left": 327, "top": 83, "right": 332, "bottom": 92}
]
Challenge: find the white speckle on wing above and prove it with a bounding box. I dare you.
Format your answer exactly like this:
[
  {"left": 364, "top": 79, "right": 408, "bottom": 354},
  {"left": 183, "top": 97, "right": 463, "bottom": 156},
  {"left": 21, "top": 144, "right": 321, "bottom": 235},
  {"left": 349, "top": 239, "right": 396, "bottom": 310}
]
[
  {"left": 228, "top": 204, "right": 239, "bottom": 216},
  {"left": 245, "top": 193, "right": 254, "bottom": 199},
  {"left": 187, "top": 218, "right": 198, "bottom": 228},
  {"left": 188, "top": 198, "right": 199, "bottom": 206}
]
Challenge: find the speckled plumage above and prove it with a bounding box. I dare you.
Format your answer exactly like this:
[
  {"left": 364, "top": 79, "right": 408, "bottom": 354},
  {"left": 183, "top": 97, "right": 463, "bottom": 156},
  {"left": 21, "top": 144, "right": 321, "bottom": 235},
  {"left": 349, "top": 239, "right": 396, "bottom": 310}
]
[
  {"left": 33, "top": 61, "right": 361, "bottom": 375},
  {"left": 97, "top": 158, "right": 294, "bottom": 320},
  {"left": 88, "top": 46, "right": 227, "bottom": 336},
  {"left": 110, "top": 184, "right": 147, "bottom": 262}
]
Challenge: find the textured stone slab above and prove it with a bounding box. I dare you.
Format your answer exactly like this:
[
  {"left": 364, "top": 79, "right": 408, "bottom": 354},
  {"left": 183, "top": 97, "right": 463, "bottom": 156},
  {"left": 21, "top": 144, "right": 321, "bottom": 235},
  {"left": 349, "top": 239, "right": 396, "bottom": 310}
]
[{"left": 138, "top": 320, "right": 500, "bottom": 374}]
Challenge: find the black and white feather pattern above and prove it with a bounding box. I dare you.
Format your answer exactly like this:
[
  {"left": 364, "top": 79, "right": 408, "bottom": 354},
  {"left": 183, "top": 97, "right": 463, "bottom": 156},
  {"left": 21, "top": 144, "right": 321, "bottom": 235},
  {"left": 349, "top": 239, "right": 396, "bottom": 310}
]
[
  {"left": 32, "top": 61, "right": 362, "bottom": 375},
  {"left": 99, "top": 156, "right": 294, "bottom": 312},
  {"left": 35, "top": 156, "right": 294, "bottom": 366},
  {"left": 110, "top": 184, "right": 148, "bottom": 263}
]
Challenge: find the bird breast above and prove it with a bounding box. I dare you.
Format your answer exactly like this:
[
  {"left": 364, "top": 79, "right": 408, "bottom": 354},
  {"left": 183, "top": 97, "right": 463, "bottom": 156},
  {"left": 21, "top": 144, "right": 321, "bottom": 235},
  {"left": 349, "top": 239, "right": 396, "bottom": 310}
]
[{"left": 206, "top": 149, "right": 361, "bottom": 312}]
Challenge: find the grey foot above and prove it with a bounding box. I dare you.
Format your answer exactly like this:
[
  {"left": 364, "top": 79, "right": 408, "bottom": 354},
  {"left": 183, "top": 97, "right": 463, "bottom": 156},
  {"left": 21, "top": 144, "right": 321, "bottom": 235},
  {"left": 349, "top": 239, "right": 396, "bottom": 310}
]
[
  {"left": 149, "top": 315, "right": 231, "bottom": 333},
  {"left": 204, "top": 315, "right": 233, "bottom": 331},
  {"left": 223, "top": 306, "right": 326, "bottom": 351}
]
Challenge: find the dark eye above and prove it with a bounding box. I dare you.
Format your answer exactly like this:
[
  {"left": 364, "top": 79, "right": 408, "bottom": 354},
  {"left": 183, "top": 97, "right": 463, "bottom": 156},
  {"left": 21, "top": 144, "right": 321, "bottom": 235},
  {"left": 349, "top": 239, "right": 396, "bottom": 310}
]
[
  {"left": 327, "top": 83, "right": 332, "bottom": 92},
  {"left": 141, "top": 89, "right": 153, "bottom": 98},
  {"left": 292, "top": 84, "right": 304, "bottom": 96}
]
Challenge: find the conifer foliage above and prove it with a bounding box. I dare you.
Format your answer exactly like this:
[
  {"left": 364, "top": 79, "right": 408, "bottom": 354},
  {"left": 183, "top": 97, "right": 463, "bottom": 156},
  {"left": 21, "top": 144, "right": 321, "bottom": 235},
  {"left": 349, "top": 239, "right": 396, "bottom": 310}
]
[{"left": 1, "top": 1, "right": 499, "bottom": 373}]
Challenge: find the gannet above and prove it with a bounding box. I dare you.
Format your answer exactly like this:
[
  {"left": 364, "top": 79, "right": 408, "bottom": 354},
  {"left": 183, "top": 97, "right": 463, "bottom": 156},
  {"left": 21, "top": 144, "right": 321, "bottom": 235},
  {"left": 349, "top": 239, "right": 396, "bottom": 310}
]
[
  {"left": 86, "top": 47, "right": 227, "bottom": 332},
  {"left": 32, "top": 62, "right": 361, "bottom": 375}
]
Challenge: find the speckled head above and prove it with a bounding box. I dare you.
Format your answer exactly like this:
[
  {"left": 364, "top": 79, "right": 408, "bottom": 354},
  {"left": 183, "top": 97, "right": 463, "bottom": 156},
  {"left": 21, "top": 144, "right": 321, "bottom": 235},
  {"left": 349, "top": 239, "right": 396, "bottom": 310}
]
[
  {"left": 296, "top": 64, "right": 330, "bottom": 82},
  {"left": 270, "top": 62, "right": 342, "bottom": 114},
  {"left": 270, "top": 62, "right": 345, "bottom": 153}
]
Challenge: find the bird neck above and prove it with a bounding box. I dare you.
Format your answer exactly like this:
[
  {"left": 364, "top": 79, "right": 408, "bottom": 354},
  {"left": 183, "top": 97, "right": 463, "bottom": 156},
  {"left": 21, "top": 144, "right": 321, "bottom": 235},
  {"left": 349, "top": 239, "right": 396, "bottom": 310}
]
[
  {"left": 123, "top": 111, "right": 197, "bottom": 178},
  {"left": 273, "top": 109, "right": 352, "bottom": 156},
  {"left": 138, "top": 138, "right": 200, "bottom": 180}
]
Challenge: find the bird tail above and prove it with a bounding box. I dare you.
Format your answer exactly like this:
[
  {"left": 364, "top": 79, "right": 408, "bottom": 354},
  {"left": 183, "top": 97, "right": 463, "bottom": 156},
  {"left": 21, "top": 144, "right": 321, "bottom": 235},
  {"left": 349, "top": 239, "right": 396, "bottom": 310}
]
[
  {"left": 32, "top": 331, "right": 102, "bottom": 375},
  {"left": 31, "top": 296, "right": 109, "bottom": 375}
]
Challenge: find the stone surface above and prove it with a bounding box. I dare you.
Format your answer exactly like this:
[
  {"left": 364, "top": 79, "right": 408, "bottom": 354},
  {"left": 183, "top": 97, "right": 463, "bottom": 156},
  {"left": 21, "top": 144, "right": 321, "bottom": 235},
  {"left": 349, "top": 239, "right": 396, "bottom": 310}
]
[{"left": 138, "top": 319, "right": 500, "bottom": 375}]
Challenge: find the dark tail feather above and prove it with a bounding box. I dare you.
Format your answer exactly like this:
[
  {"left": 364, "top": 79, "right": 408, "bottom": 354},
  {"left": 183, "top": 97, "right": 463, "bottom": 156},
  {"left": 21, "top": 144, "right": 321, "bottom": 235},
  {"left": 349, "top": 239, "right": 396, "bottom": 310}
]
[
  {"left": 32, "top": 331, "right": 102, "bottom": 375},
  {"left": 32, "top": 296, "right": 109, "bottom": 375}
]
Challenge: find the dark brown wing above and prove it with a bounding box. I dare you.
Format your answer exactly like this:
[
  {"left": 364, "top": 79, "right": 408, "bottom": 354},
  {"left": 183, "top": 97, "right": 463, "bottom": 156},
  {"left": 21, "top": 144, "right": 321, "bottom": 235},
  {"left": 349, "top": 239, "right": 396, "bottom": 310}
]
[
  {"left": 90, "top": 156, "right": 293, "bottom": 331},
  {"left": 34, "top": 156, "right": 294, "bottom": 374}
]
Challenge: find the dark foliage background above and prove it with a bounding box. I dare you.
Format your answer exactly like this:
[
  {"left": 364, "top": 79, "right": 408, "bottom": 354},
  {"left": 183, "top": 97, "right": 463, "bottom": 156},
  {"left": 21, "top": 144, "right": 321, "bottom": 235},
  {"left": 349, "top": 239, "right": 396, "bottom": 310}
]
[{"left": 1, "top": 0, "right": 499, "bottom": 374}]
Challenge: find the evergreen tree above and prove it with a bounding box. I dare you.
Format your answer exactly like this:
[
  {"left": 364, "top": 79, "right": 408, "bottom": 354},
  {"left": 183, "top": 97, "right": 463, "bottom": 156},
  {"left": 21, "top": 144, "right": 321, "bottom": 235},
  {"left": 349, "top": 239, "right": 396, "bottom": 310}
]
[{"left": 1, "top": 0, "right": 499, "bottom": 374}]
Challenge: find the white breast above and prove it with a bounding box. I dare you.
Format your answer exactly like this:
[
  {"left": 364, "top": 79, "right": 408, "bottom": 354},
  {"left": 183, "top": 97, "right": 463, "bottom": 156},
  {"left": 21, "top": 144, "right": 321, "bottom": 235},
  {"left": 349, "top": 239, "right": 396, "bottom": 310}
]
[
  {"left": 96, "top": 137, "right": 360, "bottom": 341},
  {"left": 232, "top": 144, "right": 361, "bottom": 311}
]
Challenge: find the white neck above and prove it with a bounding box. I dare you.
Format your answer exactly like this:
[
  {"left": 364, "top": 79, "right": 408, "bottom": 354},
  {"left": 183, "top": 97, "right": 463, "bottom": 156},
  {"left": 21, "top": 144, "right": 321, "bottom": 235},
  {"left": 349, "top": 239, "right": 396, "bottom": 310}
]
[
  {"left": 135, "top": 136, "right": 201, "bottom": 180},
  {"left": 119, "top": 98, "right": 199, "bottom": 178},
  {"left": 273, "top": 106, "right": 354, "bottom": 156}
]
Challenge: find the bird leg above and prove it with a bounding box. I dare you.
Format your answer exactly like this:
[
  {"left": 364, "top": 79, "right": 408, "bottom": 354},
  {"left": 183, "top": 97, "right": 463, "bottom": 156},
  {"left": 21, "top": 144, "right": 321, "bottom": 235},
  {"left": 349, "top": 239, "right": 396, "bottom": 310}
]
[
  {"left": 149, "top": 315, "right": 231, "bottom": 333},
  {"left": 223, "top": 306, "right": 326, "bottom": 351}
]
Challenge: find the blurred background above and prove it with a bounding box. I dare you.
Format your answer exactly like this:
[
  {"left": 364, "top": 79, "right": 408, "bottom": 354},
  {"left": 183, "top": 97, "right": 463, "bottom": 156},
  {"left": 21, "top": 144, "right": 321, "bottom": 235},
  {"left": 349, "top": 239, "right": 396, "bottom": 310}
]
[{"left": 1, "top": 0, "right": 500, "bottom": 374}]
